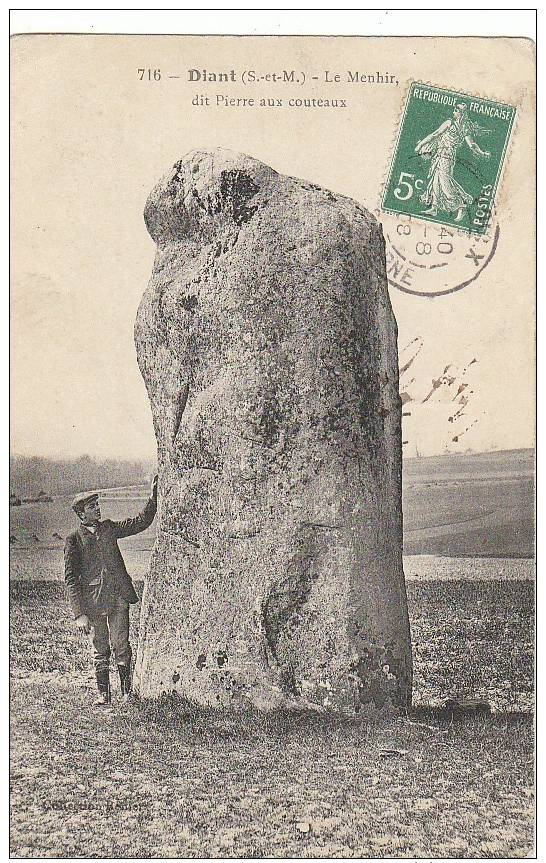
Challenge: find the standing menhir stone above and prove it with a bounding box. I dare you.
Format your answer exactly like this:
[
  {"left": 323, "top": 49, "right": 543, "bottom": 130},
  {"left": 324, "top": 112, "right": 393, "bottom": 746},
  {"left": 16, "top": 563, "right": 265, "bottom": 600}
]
[{"left": 133, "top": 148, "right": 412, "bottom": 712}]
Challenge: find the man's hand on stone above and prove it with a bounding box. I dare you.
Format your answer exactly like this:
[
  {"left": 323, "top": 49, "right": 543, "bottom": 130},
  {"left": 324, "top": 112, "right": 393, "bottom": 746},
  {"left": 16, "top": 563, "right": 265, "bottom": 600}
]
[
  {"left": 151, "top": 474, "right": 158, "bottom": 500},
  {"left": 75, "top": 614, "right": 91, "bottom": 635}
]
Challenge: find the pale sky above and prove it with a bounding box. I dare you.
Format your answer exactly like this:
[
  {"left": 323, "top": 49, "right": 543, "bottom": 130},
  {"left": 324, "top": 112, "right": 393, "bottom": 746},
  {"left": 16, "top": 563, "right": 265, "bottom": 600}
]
[{"left": 11, "top": 35, "right": 535, "bottom": 459}]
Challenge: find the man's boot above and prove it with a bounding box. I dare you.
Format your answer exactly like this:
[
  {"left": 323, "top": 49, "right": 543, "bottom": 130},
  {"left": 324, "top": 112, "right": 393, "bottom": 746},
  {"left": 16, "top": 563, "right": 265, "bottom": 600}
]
[
  {"left": 118, "top": 662, "right": 132, "bottom": 702},
  {"left": 95, "top": 668, "right": 111, "bottom": 706}
]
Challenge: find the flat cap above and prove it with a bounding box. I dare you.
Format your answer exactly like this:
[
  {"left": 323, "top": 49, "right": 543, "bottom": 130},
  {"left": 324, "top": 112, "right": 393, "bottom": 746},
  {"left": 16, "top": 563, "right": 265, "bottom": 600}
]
[{"left": 72, "top": 491, "right": 99, "bottom": 512}]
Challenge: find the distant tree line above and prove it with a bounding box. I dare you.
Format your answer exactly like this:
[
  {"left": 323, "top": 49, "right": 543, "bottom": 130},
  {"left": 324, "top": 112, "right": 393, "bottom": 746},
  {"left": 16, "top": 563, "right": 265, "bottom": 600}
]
[{"left": 10, "top": 455, "right": 157, "bottom": 497}]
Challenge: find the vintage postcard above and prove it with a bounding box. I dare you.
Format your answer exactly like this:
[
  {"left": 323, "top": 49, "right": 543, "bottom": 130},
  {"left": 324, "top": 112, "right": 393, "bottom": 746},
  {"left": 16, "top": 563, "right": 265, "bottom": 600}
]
[{"left": 10, "top": 26, "right": 535, "bottom": 859}]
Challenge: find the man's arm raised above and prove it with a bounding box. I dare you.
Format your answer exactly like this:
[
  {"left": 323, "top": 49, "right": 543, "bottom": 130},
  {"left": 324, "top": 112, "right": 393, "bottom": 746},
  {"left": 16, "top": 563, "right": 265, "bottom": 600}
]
[{"left": 110, "top": 474, "right": 158, "bottom": 539}]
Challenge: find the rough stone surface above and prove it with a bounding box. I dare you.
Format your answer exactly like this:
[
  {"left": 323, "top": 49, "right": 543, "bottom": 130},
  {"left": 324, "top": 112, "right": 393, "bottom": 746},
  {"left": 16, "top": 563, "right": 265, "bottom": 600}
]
[{"left": 133, "top": 148, "right": 412, "bottom": 712}]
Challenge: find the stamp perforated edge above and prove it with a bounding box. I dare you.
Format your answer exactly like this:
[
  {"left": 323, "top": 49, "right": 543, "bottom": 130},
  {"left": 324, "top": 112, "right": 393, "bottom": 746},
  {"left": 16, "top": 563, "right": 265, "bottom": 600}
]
[{"left": 379, "top": 78, "right": 519, "bottom": 240}]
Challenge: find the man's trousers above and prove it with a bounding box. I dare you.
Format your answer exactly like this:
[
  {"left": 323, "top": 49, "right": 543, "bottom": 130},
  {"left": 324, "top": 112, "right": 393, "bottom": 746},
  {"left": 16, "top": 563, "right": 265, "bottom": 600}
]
[{"left": 90, "top": 600, "right": 131, "bottom": 672}]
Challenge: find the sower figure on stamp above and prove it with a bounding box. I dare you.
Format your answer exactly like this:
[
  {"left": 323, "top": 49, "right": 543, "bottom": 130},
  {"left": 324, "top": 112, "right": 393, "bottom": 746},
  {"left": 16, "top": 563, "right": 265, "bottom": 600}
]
[
  {"left": 64, "top": 476, "right": 158, "bottom": 706},
  {"left": 415, "top": 103, "right": 490, "bottom": 222}
]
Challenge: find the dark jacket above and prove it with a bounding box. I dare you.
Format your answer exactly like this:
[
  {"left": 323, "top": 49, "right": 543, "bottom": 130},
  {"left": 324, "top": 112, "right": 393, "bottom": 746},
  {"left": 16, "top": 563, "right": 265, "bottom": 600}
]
[{"left": 64, "top": 496, "right": 157, "bottom": 619}]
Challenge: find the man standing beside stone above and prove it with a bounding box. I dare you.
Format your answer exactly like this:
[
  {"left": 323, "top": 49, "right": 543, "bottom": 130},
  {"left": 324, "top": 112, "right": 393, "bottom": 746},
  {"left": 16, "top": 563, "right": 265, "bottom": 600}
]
[{"left": 64, "top": 476, "right": 158, "bottom": 706}]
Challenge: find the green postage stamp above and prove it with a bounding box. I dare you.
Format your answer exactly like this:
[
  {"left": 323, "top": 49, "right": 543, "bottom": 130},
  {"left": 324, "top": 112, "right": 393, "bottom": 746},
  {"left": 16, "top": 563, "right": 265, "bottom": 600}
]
[{"left": 382, "top": 82, "right": 516, "bottom": 235}]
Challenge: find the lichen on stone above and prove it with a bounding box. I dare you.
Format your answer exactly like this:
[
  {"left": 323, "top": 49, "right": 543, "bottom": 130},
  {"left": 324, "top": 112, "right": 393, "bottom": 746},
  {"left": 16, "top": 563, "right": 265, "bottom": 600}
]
[{"left": 132, "top": 148, "right": 412, "bottom": 712}]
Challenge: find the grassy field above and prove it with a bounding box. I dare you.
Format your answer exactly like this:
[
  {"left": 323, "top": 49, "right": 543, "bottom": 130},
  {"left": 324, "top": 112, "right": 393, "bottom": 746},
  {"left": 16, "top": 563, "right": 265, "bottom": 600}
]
[
  {"left": 402, "top": 449, "right": 534, "bottom": 557},
  {"left": 10, "top": 575, "right": 534, "bottom": 858},
  {"left": 10, "top": 448, "right": 535, "bottom": 857}
]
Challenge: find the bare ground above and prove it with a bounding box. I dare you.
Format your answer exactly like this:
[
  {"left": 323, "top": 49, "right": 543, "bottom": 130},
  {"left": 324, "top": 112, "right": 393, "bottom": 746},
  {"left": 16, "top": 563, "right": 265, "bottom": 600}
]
[{"left": 10, "top": 576, "right": 534, "bottom": 858}]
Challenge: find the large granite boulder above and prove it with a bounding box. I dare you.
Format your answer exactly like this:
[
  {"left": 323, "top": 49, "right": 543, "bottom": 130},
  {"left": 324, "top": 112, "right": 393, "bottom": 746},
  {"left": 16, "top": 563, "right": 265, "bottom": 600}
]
[{"left": 133, "top": 148, "right": 412, "bottom": 712}]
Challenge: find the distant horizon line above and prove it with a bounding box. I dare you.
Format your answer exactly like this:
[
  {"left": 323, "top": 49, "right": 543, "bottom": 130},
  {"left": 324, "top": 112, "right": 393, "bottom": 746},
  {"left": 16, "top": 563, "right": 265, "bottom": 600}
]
[{"left": 10, "top": 445, "right": 535, "bottom": 462}]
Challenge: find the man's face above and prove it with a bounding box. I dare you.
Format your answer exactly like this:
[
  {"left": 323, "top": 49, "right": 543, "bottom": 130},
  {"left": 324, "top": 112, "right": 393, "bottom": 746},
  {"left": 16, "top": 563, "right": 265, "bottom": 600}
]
[{"left": 79, "top": 499, "right": 101, "bottom": 525}]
